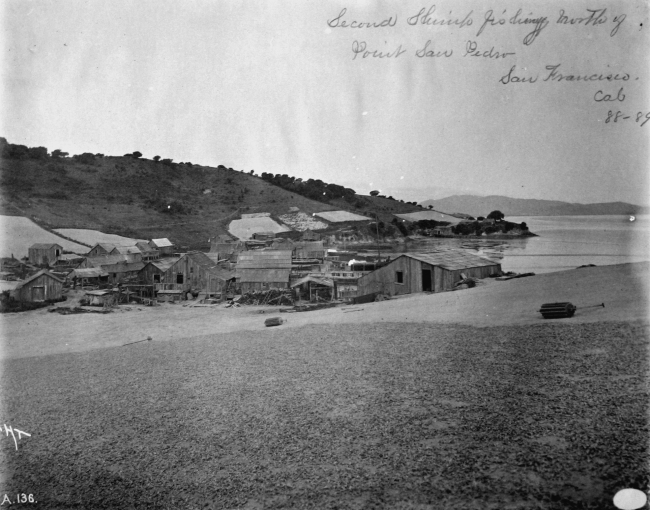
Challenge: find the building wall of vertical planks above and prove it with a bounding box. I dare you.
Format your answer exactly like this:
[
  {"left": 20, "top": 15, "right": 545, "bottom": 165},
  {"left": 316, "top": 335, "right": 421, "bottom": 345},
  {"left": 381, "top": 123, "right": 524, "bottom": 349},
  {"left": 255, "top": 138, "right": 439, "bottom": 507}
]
[{"left": 538, "top": 302, "right": 577, "bottom": 319}]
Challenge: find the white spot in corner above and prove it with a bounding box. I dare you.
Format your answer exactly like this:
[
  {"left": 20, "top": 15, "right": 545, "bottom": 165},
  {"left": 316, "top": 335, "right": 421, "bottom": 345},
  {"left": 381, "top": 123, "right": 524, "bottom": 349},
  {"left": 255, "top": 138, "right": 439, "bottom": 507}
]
[
  {"left": 400, "top": 176, "right": 404, "bottom": 180},
  {"left": 613, "top": 489, "right": 647, "bottom": 510},
  {"left": 324, "top": 27, "right": 332, "bottom": 34},
  {"left": 629, "top": 215, "right": 635, "bottom": 222},
  {"left": 362, "top": 111, "right": 368, "bottom": 116}
]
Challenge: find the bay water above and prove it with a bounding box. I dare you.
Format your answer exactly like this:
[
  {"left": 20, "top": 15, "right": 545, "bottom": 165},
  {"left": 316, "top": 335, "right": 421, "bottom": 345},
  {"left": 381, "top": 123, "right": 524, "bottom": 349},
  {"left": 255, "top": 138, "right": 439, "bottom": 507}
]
[{"left": 400, "top": 215, "right": 650, "bottom": 274}]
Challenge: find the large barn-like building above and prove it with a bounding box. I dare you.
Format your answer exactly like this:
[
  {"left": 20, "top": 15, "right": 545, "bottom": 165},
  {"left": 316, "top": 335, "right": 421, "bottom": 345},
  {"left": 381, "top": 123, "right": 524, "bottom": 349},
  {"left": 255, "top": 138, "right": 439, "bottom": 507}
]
[
  {"left": 28, "top": 243, "right": 62, "bottom": 265},
  {"left": 357, "top": 251, "right": 501, "bottom": 296},
  {"left": 235, "top": 250, "right": 292, "bottom": 293}
]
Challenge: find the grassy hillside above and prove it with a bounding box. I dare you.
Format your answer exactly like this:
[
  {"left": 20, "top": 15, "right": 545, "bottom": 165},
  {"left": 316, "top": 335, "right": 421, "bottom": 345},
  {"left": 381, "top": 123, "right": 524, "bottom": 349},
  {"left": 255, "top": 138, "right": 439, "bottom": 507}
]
[{"left": 0, "top": 154, "right": 423, "bottom": 249}]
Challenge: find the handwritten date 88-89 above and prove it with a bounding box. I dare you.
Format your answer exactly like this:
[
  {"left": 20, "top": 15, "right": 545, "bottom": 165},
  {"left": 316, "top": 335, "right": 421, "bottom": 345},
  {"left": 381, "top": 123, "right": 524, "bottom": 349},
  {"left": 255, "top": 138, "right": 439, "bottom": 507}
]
[{"left": 605, "top": 110, "right": 650, "bottom": 127}]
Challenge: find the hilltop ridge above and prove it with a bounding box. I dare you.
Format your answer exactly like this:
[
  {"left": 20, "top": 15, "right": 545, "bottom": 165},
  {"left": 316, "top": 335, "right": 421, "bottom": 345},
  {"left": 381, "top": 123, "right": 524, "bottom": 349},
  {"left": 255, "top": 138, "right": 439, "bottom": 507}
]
[{"left": 0, "top": 140, "right": 425, "bottom": 248}]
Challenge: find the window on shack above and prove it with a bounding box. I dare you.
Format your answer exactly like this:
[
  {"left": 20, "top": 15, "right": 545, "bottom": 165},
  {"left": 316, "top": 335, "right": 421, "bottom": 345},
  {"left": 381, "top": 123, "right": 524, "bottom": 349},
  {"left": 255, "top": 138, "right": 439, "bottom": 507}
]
[
  {"left": 153, "top": 274, "right": 161, "bottom": 283},
  {"left": 176, "top": 273, "right": 184, "bottom": 284},
  {"left": 396, "top": 271, "right": 404, "bottom": 284}
]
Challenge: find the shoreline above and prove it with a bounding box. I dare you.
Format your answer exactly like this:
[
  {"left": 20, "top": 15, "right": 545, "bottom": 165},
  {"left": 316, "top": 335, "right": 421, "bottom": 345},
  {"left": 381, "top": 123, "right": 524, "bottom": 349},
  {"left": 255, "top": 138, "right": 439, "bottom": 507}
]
[{"left": 2, "top": 261, "right": 647, "bottom": 360}]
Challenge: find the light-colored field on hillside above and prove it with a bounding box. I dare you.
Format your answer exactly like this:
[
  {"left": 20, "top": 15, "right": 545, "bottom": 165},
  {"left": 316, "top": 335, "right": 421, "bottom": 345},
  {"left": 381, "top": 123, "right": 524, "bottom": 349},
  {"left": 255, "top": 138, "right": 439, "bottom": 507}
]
[
  {"left": 315, "top": 210, "right": 371, "bottom": 222},
  {"left": 54, "top": 228, "right": 146, "bottom": 247},
  {"left": 395, "top": 211, "right": 464, "bottom": 223},
  {"left": 0, "top": 215, "right": 89, "bottom": 258},
  {"left": 228, "top": 217, "right": 291, "bottom": 240},
  {"left": 277, "top": 212, "right": 328, "bottom": 231}
]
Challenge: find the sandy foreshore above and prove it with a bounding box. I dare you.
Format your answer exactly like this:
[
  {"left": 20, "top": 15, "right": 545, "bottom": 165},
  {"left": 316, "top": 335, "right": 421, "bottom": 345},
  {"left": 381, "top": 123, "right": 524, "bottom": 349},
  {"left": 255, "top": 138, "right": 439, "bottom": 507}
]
[
  {"left": 1, "top": 262, "right": 647, "bottom": 360},
  {"left": 0, "top": 263, "right": 648, "bottom": 509}
]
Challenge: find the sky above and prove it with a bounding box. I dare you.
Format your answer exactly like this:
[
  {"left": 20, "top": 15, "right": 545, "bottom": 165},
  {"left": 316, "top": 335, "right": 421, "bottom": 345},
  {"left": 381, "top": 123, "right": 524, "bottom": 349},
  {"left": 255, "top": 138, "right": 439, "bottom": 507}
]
[{"left": 1, "top": 0, "right": 648, "bottom": 204}]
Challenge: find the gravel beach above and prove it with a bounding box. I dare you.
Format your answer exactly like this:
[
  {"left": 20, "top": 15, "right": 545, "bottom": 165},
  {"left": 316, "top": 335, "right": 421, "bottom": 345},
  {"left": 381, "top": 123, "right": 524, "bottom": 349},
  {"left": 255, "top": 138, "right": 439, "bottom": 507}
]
[
  {"left": 1, "top": 320, "right": 648, "bottom": 509},
  {"left": 0, "top": 263, "right": 648, "bottom": 509}
]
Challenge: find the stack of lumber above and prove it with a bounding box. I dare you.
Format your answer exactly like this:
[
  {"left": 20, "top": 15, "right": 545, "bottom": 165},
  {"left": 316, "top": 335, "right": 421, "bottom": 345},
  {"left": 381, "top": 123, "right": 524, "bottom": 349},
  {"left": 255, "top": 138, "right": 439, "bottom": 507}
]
[{"left": 237, "top": 290, "right": 294, "bottom": 306}]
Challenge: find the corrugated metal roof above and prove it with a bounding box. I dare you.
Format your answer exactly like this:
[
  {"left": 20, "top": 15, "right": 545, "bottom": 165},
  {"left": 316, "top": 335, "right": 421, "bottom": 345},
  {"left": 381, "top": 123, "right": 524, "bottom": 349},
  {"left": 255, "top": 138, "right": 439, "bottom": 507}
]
[
  {"left": 86, "top": 255, "right": 130, "bottom": 267},
  {"left": 401, "top": 251, "right": 499, "bottom": 271},
  {"left": 29, "top": 243, "right": 63, "bottom": 249},
  {"left": 102, "top": 262, "right": 145, "bottom": 273},
  {"left": 237, "top": 250, "right": 293, "bottom": 269},
  {"left": 151, "top": 238, "right": 173, "bottom": 247},
  {"left": 58, "top": 253, "right": 84, "bottom": 261},
  {"left": 237, "top": 268, "right": 291, "bottom": 283},
  {"left": 70, "top": 268, "right": 108, "bottom": 278},
  {"left": 294, "top": 241, "right": 324, "bottom": 250}
]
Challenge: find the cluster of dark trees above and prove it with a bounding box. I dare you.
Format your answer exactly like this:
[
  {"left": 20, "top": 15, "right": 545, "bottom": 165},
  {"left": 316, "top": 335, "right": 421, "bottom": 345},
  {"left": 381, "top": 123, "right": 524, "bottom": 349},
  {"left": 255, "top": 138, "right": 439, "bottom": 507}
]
[{"left": 259, "top": 172, "right": 357, "bottom": 203}]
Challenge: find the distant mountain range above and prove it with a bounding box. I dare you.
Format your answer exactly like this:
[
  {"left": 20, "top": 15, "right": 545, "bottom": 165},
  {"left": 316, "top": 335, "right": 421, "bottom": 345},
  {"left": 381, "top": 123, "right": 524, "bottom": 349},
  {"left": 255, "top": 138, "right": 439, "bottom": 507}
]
[{"left": 420, "top": 195, "right": 649, "bottom": 217}]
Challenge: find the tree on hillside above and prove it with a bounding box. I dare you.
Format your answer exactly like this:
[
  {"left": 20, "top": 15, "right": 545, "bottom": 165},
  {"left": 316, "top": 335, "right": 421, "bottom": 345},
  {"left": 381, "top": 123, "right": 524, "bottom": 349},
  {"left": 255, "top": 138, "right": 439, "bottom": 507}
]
[
  {"left": 153, "top": 155, "right": 160, "bottom": 162},
  {"left": 51, "top": 149, "right": 69, "bottom": 159},
  {"left": 28, "top": 146, "right": 48, "bottom": 160},
  {"left": 487, "top": 210, "right": 505, "bottom": 221},
  {"left": 477, "top": 216, "right": 485, "bottom": 221},
  {"left": 427, "top": 205, "right": 433, "bottom": 210},
  {"left": 73, "top": 153, "right": 95, "bottom": 165},
  {"left": 131, "top": 151, "right": 142, "bottom": 158},
  {"left": 369, "top": 190, "right": 380, "bottom": 196}
]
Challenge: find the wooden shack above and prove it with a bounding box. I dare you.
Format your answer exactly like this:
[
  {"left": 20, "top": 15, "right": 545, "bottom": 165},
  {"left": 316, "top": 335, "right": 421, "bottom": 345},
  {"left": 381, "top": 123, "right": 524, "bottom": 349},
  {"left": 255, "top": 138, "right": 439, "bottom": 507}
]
[
  {"left": 149, "top": 238, "right": 174, "bottom": 256},
  {"left": 84, "top": 289, "right": 115, "bottom": 307},
  {"left": 109, "top": 246, "right": 143, "bottom": 262},
  {"left": 357, "top": 250, "right": 501, "bottom": 296},
  {"left": 68, "top": 267, "right": 109, "bottom": 288},
  {"left": 135, "top": 242, "right": 160, "bottom": 261},
  {"left": 210, "top": 237, "right": 246, "bottom": 263},
  {"left": 138, "top": 258, "right": 180, "bottom": 285},
  {"left": 28, "top": 243, "right": 63, "bottom": 265},
  {"left": 293, "top": 241, "right": 326, "bottom": 260},
  {"left": 13, "top": 270, "right": 64, "bottom": 302},
  {"left": 160, "top": 252, "right": 234, "bottom": 297},
  {"left": 102, "top": 261, "right": 145, "bottom": 285},
  {"left": 236, "top": 250, "right": 292, "bottom": 293}
]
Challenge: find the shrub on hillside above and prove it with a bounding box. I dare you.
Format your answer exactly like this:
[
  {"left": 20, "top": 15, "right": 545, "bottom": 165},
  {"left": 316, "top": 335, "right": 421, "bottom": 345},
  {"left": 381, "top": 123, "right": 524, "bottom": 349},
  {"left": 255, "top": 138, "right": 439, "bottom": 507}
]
[
  {"left": 73, "top": 153, "right": 96, "bottom": 165},
  {"left": 51, "top": 149, "right": 69, "bottom": 159},
  {"left": 28, "top": 146, "right": 48, "bottom": 160}
]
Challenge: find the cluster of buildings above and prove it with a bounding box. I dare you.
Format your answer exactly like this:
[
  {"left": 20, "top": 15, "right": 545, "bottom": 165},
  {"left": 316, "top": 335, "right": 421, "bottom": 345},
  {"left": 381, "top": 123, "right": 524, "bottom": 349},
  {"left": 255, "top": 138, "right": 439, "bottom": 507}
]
[{"left": 2, "top": 227, "right": 502, "bottom": 306}]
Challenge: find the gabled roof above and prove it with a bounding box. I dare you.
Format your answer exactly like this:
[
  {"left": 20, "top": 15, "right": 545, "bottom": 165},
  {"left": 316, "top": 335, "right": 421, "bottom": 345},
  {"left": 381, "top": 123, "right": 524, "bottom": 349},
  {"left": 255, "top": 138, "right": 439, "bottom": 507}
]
[
  {"left": 174, "top": 252, "right": 235, "bottom": 280},
  {"left": 110, "top": 246, "right": 142, "bottom": 255},
  {"left": 29, "top": 243, "right": 63, "bottom": 250},
  {"left": 143, "top": 257, "right": 180, "bottom": 272},
  {"left": 236, "top": 250, "right": 293, "bottom": 269},
  {"left": 16, "top": 269, "right": 64, "bottom": 288},
  {"left": 151, "top": 238, "right": 173, "bottom": 248},
  {"left": 89, "top": 243, "right": 117, "bottom": 252},
  {"left": 399, "top": 251, "right": 499, "bottom": 271},
  {"left": 136, "top": 241, "right": 157, "bottom": 252}
]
